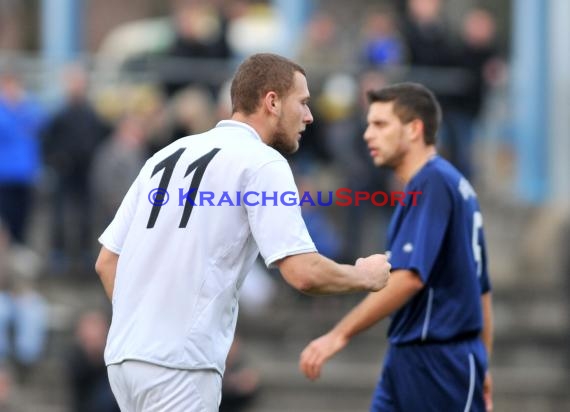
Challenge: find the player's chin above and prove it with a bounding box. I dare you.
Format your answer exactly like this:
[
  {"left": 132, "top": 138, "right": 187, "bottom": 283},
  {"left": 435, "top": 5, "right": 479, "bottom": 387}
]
[
  {"left": 372, "top": 156, "right": 384, "bottom": 167},
  {"left": 285, "top": 139, "right": 300, "bottom": 154},
  {"left": 271, "top": 137, "right": 298, "bottom": 155}
]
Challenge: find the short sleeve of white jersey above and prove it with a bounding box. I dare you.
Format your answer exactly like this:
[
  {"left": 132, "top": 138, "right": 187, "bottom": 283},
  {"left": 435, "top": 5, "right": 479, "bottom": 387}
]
[
  {"left": 245, "top": 159, "right": 316, "bottom": 267},
  {"left": 98, "top": 175, "right": 140, "bottom": 254}
]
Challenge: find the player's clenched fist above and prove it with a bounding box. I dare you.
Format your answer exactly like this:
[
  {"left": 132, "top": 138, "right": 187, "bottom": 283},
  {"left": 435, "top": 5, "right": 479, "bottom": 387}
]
[{"left": 355, "top": 254, "right": 391, "bottom": 291}]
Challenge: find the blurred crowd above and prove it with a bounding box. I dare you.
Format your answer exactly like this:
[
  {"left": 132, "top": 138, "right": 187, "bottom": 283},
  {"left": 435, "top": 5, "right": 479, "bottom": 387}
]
[{"left": 0, "top": 0, "right": 504, "bottom": 410}]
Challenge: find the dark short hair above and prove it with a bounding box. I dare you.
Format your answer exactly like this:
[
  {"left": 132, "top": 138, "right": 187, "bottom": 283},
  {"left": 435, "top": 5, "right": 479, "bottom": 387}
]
[
  {"left": 367, "top": 82, "right": 441, "bottom": 145},
  {"left": 230, "top": 53, "right": 306, "bottom": 115}
]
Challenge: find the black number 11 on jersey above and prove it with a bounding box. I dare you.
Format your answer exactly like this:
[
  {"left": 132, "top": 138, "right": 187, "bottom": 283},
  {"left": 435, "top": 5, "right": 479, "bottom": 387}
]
[{"left": 147, "top": 148, "right": 221, "bottom": 229}]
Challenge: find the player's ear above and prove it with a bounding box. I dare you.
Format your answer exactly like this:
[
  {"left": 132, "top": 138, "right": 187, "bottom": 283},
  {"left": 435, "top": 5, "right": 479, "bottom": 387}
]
[
  {"left": 408, "top": 118, "right": 424, "bottom": 142},
  {"left": 264, "top": 91, "right": 281, "bottom": 116}
]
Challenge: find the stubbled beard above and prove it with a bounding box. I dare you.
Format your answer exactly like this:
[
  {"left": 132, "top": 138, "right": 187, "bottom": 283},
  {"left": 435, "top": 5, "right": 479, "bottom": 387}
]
[
  {"left": 380, "top": 145, "right": 406, "bottom": 169},
  {"left": 270, "top": 122, "right": 298, "bottom": 155},
  {"left": 379, "top": 132, "right": 407, "bottom": 168}
]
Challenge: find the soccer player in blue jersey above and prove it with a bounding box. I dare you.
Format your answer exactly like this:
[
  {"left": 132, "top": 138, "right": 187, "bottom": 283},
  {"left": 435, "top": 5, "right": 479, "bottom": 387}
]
[{"left": 300, "top": 82, "right": 494, "bottom": 411}]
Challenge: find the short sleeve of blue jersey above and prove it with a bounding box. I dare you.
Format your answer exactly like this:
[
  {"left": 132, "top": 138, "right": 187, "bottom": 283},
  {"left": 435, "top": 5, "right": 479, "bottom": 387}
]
[{"left": 388, "top": 175, "right": 451, "bottom": 283}]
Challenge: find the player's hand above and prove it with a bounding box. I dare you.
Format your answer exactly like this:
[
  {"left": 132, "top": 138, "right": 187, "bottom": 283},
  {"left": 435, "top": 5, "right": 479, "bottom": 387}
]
[
  {"left": 355, "top": 254, "right": 391, "bottom": 291},
  {"left": 484, "top": 371, "right": 493, "bottom": 411},
  {"left": 299, "top": 332, "right": 348, "bottom": 381}
]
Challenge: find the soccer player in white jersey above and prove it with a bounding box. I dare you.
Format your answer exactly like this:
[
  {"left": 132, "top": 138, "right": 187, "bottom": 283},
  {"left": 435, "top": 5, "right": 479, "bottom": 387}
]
[{"left": 95, "top": 53, "right": 391, "bottom": 412}]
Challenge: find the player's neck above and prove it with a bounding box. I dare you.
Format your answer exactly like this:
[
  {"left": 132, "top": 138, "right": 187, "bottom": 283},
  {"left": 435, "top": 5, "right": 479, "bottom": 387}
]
[
  {"left": 230, "top": 112, "right": 275, "bottom": 145},
  {"left": 396, "top": 146, "right": 437, "bottom": 183}
]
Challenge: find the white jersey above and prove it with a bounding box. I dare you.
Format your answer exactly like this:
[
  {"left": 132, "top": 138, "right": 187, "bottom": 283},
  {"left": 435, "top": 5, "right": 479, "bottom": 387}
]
[{"left": 99, "top": 120, "right": 316, "bottom": 375}]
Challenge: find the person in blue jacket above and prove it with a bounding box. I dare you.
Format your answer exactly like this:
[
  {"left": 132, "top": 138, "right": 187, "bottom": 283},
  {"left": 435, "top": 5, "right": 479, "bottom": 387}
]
[{"left": 0, "top": 70, "right": 44, "bottom": 243}]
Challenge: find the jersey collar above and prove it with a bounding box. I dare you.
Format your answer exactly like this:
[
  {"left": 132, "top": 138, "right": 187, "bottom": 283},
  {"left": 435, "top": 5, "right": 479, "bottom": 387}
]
[{"left": 215, "top": 120, "right": 262, "bottom": 142}]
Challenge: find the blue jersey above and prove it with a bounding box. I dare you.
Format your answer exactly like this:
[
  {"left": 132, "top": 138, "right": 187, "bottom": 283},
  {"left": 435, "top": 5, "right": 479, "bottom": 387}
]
[{"left": 386, "top": 156, "right": 491, "bottom": 345}]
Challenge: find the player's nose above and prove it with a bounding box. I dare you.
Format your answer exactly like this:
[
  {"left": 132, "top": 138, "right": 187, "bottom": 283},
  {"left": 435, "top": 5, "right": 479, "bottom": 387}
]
[{"left": 304, "top": 107, "right": 314, "bottom": 124}]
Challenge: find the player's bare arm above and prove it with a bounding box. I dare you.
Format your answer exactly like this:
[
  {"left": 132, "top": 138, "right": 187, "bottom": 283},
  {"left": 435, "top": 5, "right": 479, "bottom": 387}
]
[
  {"left": 300, "top": 269, "right": 424, "bottom": 380},
  {"left": 276, "top": 252, "right": 390, "bottom": 295},
  {"left": 95, "top": 246, "right": 119, "bottom": 300},
  {"left": 481, "top": 292, "right": 494, "bottom": 359},
  {"left": 481, "top": 291, "right": 494, "bottom": 411}
]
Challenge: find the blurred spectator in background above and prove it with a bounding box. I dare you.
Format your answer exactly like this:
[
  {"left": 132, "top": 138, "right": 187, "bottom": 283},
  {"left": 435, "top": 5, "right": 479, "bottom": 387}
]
[
  {"left": 42, "top": 64, "right": 110, "bottom": 273},
  {"left": 91, "top": 113, "right": 147, "bottom": 237},
  {"left": 359, "top": 9, "right": 405, "bottom": 68},
  {"left": 169, "top": 0, "right": 231, "bottom": 60},
  {"left": 297, "top": 12, "right": 349, "bottom": 72},
  {"left": 400, "top": 0, "right": 456, "bottom": 105},
  {"left": 402, "top": 0, "right": 493, "bottom": 180},
  {"left": 439, "top": 8, "right": 501, "bottom": 180},
  {"left": 0, "top": 219, "right": 47, "bottom": 384},
  {"left": 314, "top": 73, "right": 361, "bottom": 178},
  {"left": 401, "top": 0, "right": 452, "bottom": 68},
  {"left": 157, "top": 85, "right": 217, "bottom": 151},
  {"left": 66, "top": 310, "right": 119, "bottom": 412},
  {"left": 163, "top": 0, "right": 232, "bottom": 96},
  {"left": 0, "top": 69, "right": 45, "bottom": 244},
  {"left": 92, "top": 84, "right": 165, "bottom": 214},
  {"left": 226, "top": 1, "right": 285, "bottom": 59}
]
